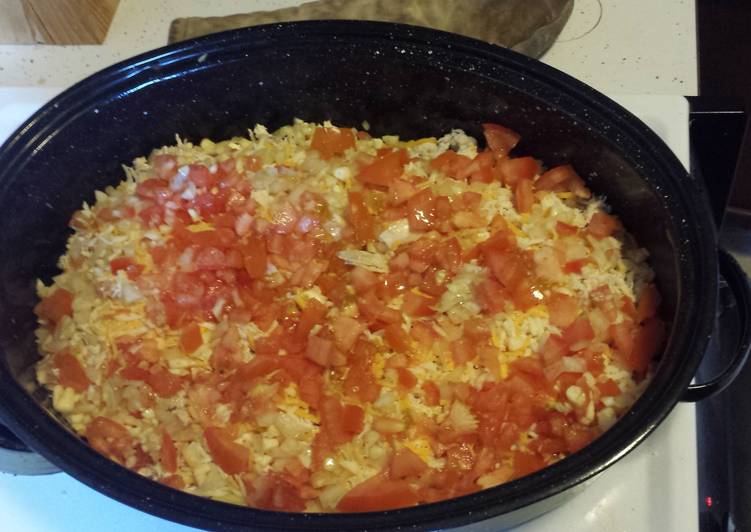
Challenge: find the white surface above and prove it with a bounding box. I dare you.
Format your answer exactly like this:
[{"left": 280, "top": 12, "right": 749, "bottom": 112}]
[
  {"left": 0, "top": 90, "right": 696, "bottom": 531},
  {"left": 543, "top": 0, "right": 697, "bottom": 95},
  {"left": 0, "top": 0, "right": 697, "bottom": 95}
]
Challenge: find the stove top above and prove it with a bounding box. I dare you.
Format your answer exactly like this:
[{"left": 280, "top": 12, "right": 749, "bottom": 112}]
[{"left": 0, "top": 91, "right": 698, "bottom": 532}]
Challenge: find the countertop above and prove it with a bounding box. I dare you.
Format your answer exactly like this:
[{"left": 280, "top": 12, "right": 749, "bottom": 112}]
[{"left": 0, "top": 0, "right": 697, "bottom": 95}]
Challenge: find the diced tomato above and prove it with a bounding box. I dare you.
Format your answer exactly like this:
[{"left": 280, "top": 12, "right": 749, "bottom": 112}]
[
  {"left": 384, "top": 323, "right": 411, "bottom": 352},
  {"left": 637, "top": 283, "right": 661, "bottom": 323},
  {"left": 597, "top": 379, "right": 621, "bottom": 397},
  {"left": 422, "top": 380, "right": 441, "bottom": 406},
  {"left": 429, "top": 151, "right": 472, "bottom": 179},
  {"left": 563, "top": 424, "right": 594, "bottom": 453},
  {"left": 97, "top": 205, "right": 135, "bottom": 222},
  {"left": 407, "top": 189, "right": 437, "bottom": 232},
  {"left": 514, "top": 178, "right": 536, "bottom": 213},
  {"left": 86, "top": 417, "right": 132, "bottom": 464},
  {"left": 341, "top": 404, "right": 365, "bottom": 435},
  {"left": 627, "top": 318, "right": 665, "bottom": 373},
  {"left": 179, "top": 323, "right": 203, "bottom": 354},
  {"left": 482, "top": 123, "right": 521, "bottom": 158},
  {"left": 161, "top": 474, "right": 185, "bottom": 490},
  {"left": 555, "top": 221, "right": 578, "bottom": 236},
  {"left": 402, "top": 290, "right": 436, "bottom": 317},
  {"left": 563, "top": 258, "right": 589, "bottom": 274},
  {"left": 151, "top": 154, "right": 178, "bottom": 179},
  {"left": 561, "top": 317, "right": 595, "bottom": 350},
  {"left": 451, "top": 338, "right": 476, "bottom": 365},
  {"left": 109, "top": 257, "right": 145, "bottom": 280},
  {"left": 332, "top": 316, "right": 365, "bottom": 352},
  {"left": 236, "top": 237, "right": 264, "bottom": 277},
  {"left": 356, "top": 149, "right": 408, "bottom": 187},
  {"left": 397, "top": 368, "right": 417, "bottom": 390},
  {"left": 485, "top": 249, "right": 527, "bottom": 291},
  {"left": 498, "top": 157, "right": 540, "bottom": 186},
  {"left": 337, "top": 473, "right": 419, "bottom": 512},
  {"left": 146, "top": 370, "right": 183, "bottom": 398},
  {"left": 136, "top": 178, "right": 171, "bottom": 202},
  {"left": 243, "top": 473, "right": 306, "bottom": 512},
  {"left": 547, "top": 292, "right": 579, "bottom": 329},
  {"left": 311, "top": 126, "right": 356, "bottom": 160},
  {"left": 586, "top": 212, "right": 620, "bottom": 239},
  {"left": 344, "top": 340, "right": 381, "bottom": 403},
  {"left": 476, "top": 278, "right": 507, "bottom": 314},
  {"left": 390, "top": 448, "right": 428, "bottom": 479},
  {"left": 610, "top": 320, "right": 635, "bottom": 358},
  {"left": 53, "top": 351, "right": 90, "bottom": 392},
  {"left": 346, "top": 190, "right": 375, "bottom": 243},
  {"left": 184, "top": 164, "right": 214, "bottom": 189},
  {"left": 457, "top": 151, "right": 495, "bottom": 183},
  {"left": 536, "top": 164, "right": 577, "bottom": 190},
  {"left": 540, "top": 333, "right": 567, "bottom": 365},
  {"left": 204, "top": 427, "right": 249, "bottom": 475},
  {"left": 34, "top": 288, "right": 74, "bottom": 325},
  {"left": 160, "top": 431, "right": 178, "bottom": 473},
  {"left": 305, "top": 335, "right": 338, "bottom": 367},
  {"left": 388, "top": 178, "right": 419, "bottom": 205},
  {"left": 296, "top": 299, "right": 328, "bottom": 338}
]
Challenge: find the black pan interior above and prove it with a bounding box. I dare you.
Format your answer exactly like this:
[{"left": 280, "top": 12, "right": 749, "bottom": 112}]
[{"left": 0, "top": 21, "right": 717, "bottom": 531}]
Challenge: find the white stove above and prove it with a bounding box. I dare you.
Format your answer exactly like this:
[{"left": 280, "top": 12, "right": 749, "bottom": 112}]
[{"left": 0, "top": 90, "right": 696, "bottom": 532}]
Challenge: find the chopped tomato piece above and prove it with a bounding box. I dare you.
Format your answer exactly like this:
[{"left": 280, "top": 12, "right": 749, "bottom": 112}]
[
  {"left": 34, "top": 288, "right": 74, "bottom": 325},
  {"left": 390, "top": 448, "right": 427, "bottom": 479},
  {"left": 429, "top": 151, "right": 472, "bottom": 179},
  {"left": 597, "top": 379, "right": 621, "bottom": 397},
  {"left": 384, "top": 323, "right": 411, "bottom": 352},
  {"left": 179, "top": 323, "right": 203, "bottom": 354},
  {"left": 86, "top": 417, "right": 132, "bottom": 464},
  {"left": 482, "top": 123, "right": 520, "bottom": 158},
  {"left": 406, "top": 189, "right": 437, "bottom": 232},
  {"left": 204, "top": 427, "right": 249, "bottom": 475},
  {"left": 514, "top": 177, "right": 535, "bottom": 213},
  {"left": 397, "top": 368, "right": 417, "bottom": 390},
  {"left": 356, "top": 149, "right": 408, "bottom": 187},
  {"left": 109, "top": 257, "right": 145, "bottom": 280},
  {"left": 337, "top": 473, "right": 419, "bottom": 512},
  {"left": 402, "top": 290, "right": 436, "bottom": 317},
  {"left": 451, "top": 338, "right": 476, "bottom": 365},
  {"left": 547, "top": 292, "right": 579, "bottom": 329},
  {"left": 627, "top": 318, "right": 665, "bottom": 373},
  {"left": 53, "top": 351, "right": 90, "bottom": 392},
  {"left": 341, "top": 404, "right": 365, "bottom": 435},
  {"left": 332, "top": 316, "right": 365, "bottom": 352},
  {"left": 346, "top": 190, "right": 375, "bottom": 243},
  {"left": 536, "top": 164, "right": 577, "bottom": 190},
  {"left": 146, "top": 370, "right": 183, "bottom": 398},
  {"left": 555, "top": 221, "right": 578, "bottom": 236},
  {"left": 498, "top": 157, "right": 540, "bottom": 186},
  {"left": 311, "top": 126, "right": 356, "bottom": 159},
  {"left": 610, "top": 319, "right": 635, "bottom": 358},
  {"left": 242, "top": 236, "right": 267, "bottom": 279},
  {"left": 422, "top": 380, "right": 441, "bottom": 406},
  {"left": 561, "top": 317, "right": 595, "bottom": 350},
  {"left": 160, "top": 430, "right": 178, "bottom": 473},
  {"left": 586, "top": 212, "right": 621, "bottom": 239}
]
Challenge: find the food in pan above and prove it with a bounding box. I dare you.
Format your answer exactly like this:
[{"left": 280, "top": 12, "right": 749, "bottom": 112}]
[{"left": 34, "top": 120, "right": 665, "bottom": 512}]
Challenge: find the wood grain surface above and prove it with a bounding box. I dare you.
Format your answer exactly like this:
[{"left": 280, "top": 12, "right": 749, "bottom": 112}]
[{"left": 0, "top": 0, "right": 119, "bottom": 44}]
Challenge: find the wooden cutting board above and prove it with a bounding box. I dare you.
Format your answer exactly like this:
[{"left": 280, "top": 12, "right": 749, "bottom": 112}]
[{"left": 0, "top": 0, "right": 119, "bottom": 44}]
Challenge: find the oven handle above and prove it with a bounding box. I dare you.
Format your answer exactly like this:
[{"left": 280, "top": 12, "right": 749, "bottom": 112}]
[{"left": 681, "top": 247, "right": 751, "bottom": 402}]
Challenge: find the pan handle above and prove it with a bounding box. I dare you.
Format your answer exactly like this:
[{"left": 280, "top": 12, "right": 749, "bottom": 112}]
[{"left": 681, "top": 248, "right": 751, "bottom": 402}]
